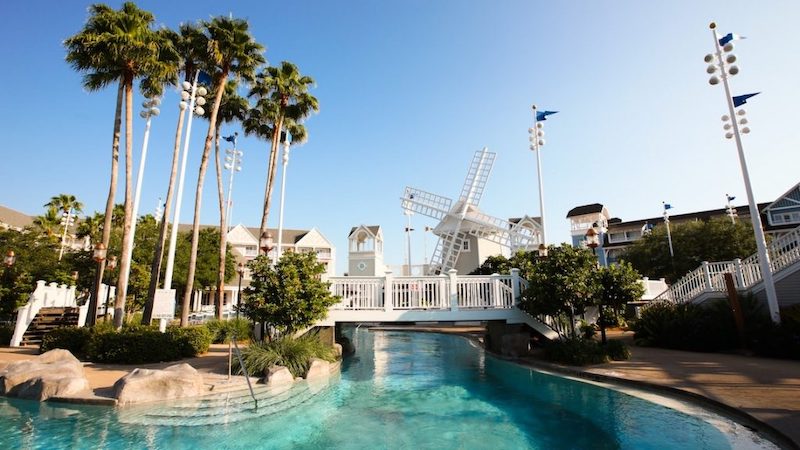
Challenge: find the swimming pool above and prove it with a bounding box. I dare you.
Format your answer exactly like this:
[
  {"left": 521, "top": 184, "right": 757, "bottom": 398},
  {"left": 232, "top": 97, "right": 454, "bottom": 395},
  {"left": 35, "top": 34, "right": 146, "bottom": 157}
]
[{"left": 0, "top": 329, "right": 776, "bottom": 449}]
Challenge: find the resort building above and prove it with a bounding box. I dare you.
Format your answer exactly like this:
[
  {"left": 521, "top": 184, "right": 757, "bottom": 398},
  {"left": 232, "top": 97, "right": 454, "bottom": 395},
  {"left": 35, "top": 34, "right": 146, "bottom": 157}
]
[{"left": 347, "top": 225, "right": 385, "bottom": 276}]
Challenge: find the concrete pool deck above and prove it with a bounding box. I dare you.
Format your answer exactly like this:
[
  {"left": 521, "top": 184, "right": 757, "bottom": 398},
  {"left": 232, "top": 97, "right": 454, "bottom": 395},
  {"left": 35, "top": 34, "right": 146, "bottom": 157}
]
[{"left": 2, "top": 329, "right": 799, "bottom": 447}]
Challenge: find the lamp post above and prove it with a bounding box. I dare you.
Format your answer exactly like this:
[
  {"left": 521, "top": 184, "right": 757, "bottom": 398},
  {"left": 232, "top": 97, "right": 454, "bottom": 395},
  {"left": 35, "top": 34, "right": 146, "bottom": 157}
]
[
  {"left": 276, "top": 134, "right": 292, "bottom": 263},
  {"left": 585, "top": 227, "right": 606, "bottom": 345},
  {"left": 224, "top": 133, "right": 243, "bottom": 231},
  {"left": 662, "top": 202, "right": 675, "bottom": 259},
  {"left": 423, "top": 226, "right": 433, "bottom": 269},
  {"left": 725, "top": 194, "right": 738, "bottom": 224},
  {"left": 260, "top": 232, "right": 275, "bottom": 265},
  {"left": 528, "top": 105, "right": 558, "bottom": 246},
  {"left": 404, "top": 210, "right": 414, "bottom": 275},
  {"left": 163, "top": 75, "right": 207, "bottom": 292},
  {"left": 4, "top": 250, "right": 15, "bottom": 268},
  {"left": 537, "top": 243, "right": 548, "bottom": 258},
  {"left": 705, "top": 22, "right": 780, "bottom": 323},
  {"left": 58, "top": 208, "right": 76, "bottom": 261},
  {"left": 117, "top": 96, "right": 161, "bottom": 316},
  {"left": 87, "top": 243, "right": 107, "bottom": 327},
  {"left": 103, "top": 256, "right": 117, "bottom": 322}
]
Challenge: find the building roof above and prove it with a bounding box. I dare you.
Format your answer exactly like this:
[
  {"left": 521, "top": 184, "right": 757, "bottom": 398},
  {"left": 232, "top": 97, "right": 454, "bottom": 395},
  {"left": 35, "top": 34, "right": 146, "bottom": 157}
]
[
  {"left": 508, "top": 216, "right": 541, "bottom": 225},
  {"left": 348, "top": 225, "right": 381, "bottom": 237},
  {"left": 566, "top": 204, "right": 605, "bottom": 218},
  {"left": 762, "top": 181, "right": 800, "bottom": 212},
  {"left": 606, "top": 203, "right": 771, "bottom": 232},
  {"left": 0, "top": 205, "right": 33, "bottom": 230},
  {"left": 176, "top": 223, "right": 312, "bottom": 245}
]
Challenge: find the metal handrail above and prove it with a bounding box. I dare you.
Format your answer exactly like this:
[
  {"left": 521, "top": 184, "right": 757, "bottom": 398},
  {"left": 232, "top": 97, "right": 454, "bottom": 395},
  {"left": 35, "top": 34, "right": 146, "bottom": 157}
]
[{"left": 232, "top": 335, "right": 257, "bottom": 410}]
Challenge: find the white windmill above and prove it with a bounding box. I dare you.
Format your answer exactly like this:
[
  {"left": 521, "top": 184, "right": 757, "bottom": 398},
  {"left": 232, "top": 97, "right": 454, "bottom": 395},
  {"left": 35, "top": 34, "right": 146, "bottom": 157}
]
[{"left": 401, "top": 148, "right": 542, "bottom": 275}]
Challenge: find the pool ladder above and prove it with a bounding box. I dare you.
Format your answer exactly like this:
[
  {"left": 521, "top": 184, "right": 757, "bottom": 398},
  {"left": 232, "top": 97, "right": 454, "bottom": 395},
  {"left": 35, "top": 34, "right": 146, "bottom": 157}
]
[{"left": 232, "top": 335, "right": 258, "bottom": 410}]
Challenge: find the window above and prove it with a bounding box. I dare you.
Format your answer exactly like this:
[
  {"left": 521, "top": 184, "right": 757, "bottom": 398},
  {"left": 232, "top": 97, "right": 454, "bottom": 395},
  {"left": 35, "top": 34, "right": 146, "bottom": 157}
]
[
  {"left": 461, "top": 240, "right": 470, "bottom": 252},
  {"left": 608, "top": 232, "right": 625, "bottom": 243},
  {"left": 244, "top": 245, "right": 257, "bottom": 256}
]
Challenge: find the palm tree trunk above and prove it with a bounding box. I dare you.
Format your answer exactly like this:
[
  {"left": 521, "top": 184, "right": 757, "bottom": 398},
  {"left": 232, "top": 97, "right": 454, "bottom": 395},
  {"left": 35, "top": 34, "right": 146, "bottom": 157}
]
[
  {"left": 181, "top": 74, "right": 227, "bottom": 326},
  {"left": 142, "top": 102, "right": 187, "bottom": 324},
  {"left": 214, "top": 119, "right": 227, "bottom": 321},
  {"left": 92, "top": 81, "right": 123, "bottom": 327},
  {"left": 258, "top": 115, "right": 284, "bottom": 254},
  {"left": 114, "top": 77, "right": 135, "bottom": 329}
]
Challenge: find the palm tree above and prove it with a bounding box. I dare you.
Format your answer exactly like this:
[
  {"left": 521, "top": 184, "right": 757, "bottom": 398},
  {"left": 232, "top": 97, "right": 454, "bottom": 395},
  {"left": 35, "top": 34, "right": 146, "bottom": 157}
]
[
  {"left": 212, "top": 80, "right": 249, "bottom": 320},
  {"left": 45, "top": 194, "right": 84, "bottom": 217},
  {"left": 181, "top": 17, "right": 265, "bottom": 326},
  {"left": 143, "top": 23, "right": 206, "bottom": 325},
  {"left": 247, "top": 62, "right": 319, "bottom": 253},
  {"left": 65, "top": 3, "right": 177, "bottom": 328},
  {"left": 33, "top": 208, "right": 61, "bottom": 239}
]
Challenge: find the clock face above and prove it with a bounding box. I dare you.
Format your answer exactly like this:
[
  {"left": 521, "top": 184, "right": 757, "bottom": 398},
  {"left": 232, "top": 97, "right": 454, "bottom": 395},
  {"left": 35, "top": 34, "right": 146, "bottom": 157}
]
[{"left": 357, "top": 261, "right": 367, "bottom": 272}]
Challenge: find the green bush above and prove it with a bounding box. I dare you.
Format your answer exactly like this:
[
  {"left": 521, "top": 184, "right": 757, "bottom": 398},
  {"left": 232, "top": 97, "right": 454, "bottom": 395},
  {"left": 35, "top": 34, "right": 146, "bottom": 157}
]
[
  {"left": 88, "top": 329, "right": 180, "bottom": 364},
  {"left": 604, "top": 339, "right": 631, "bottom": 361},
  {"left": 205, "top": 318, "right": 252, "bottom": 343},
  {"left": 544, "top": 338, "right": 609, "bottom": 366},
  {"left": 234, "top": 333, "right": 336, "bottom": 377},
  {"left": 0, "top": 323, "right": 13, "bottom": 346},
  {"left": 631, "top": 300, "right": 737, "bottom": 352},
  {"left": 40, "top": 327, "right": 93, "bottom": 358},
  {"left": 167, "top": 326, "right": 212, "bottom": 357},
  {"left": 578, "top": 320, "right": 596, "bottom": 340}
]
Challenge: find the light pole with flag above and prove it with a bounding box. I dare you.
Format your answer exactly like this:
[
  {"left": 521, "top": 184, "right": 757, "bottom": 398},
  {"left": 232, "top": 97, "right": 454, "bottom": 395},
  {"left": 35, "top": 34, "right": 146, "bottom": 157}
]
[
  {"left": 528, "top": 105, "right": 558, "bottom": 246},
  {"left": 223, "top": 133, "right": 242, "bottom": 232},
  {"left": 705, "top": 22, "right": 780, "bottom": 323},
  {"left": 663, "top": 202, "right": 674, "bottom": 259},
  {"left": 725, "top": 194, "right": 738, "bottom": 224}
]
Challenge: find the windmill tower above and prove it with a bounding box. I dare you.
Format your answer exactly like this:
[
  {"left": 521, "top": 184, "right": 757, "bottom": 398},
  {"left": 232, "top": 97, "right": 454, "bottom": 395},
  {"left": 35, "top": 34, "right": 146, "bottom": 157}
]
[{"left": 401, "top": 148, "right": 541, "bottom": 275}]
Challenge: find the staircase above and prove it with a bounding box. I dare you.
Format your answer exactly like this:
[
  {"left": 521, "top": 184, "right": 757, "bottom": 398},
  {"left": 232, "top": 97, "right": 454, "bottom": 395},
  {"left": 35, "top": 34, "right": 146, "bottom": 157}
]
[
  {"left": 653, "top": 224, "right": 800, "bottom": 305},
  {"left": 19, "top": 307, "right": 80, "bottom": 347}
]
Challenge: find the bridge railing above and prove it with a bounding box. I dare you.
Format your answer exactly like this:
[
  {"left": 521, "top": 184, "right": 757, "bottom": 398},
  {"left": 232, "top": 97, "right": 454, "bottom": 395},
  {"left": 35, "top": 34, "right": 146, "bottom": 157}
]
[{"left": 329, "top": 277, "right": 385, "bottom": 310}]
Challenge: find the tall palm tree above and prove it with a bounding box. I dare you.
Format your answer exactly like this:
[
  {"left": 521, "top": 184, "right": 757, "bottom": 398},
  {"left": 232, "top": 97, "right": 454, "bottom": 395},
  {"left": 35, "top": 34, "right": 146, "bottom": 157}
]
[
  {"left": 45, "top": 194, "right": 84, "bottom": 217},
  {"left": 33, "top": 208, "right": 61, "bottom": 239},
  {"left": 181, "top": 16, "right": 264, "bottom": 326},
  {"left": 212, "top": 80, "right": 249, "bottom": 320},
  {"left": 65, "top": 2, "right": 177, "bottom": 329},
  {"left": 142, "top": 23, "right": 206, "bottom": 325},
  {"left": 247, "top": 62, "right": 319, "bottom": 253}
]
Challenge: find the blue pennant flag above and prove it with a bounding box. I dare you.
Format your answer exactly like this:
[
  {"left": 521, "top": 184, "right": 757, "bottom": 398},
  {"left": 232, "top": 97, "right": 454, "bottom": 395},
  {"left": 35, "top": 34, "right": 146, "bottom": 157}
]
[
  {"left": 198, "top": 71, "right": 213, "bottom": 86},
  {"left": 536, "top": 110, "right": 559, "bottom": 121},
  {"left": 223, "top": 134, "right": 237, "bottom": 143},
  {"left": 663, "top": 203, "right": 672, "bottom": 211},
  {"left": 732, "top": 92, "right": 759, "bottom": 108},
  {"left": 718, "top": 33, "right": 745, "bottom": 47},
  {"left": 727, "top": 194, "right": 736, "bottom": 202}
]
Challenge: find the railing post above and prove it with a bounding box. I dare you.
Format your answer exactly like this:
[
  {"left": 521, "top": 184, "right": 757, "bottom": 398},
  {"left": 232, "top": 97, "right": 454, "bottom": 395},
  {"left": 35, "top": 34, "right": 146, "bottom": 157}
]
[
  {"left": 702, "top": 261, "right": 713, "bottom": 291},
  {"left": 511, "top": 268, "right": 521, "bottom": 305},
  {"left": 448, "top": 269, "right": 459, "bottom": 312},
  {"left": 733, "top": 258, "right": 746, "bottom": 287},
  {"left": 384, "top": 270, "right": 394, "bottom": 313},
  {"left": 491, "top": 273, "right": 501, "bottom": 308}
]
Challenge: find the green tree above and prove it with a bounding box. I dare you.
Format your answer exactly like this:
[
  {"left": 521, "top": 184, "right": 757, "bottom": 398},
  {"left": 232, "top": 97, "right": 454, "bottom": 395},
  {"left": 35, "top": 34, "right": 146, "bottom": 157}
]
[
  {"left": 181, "top": 16, "right": 265, "bottom": 326},
  {"left": 242, "top": 252, "right": 339, "bottom": 341},
  {"left": 173, "top": 228, "right": 236, "bottom": 314},
  {"left": 622, "top": 217, "right": 757, "bottom": 282},
  {"left": 45, "top": 194, "right": 84, "bottom": 217},
  {"left": 519, "top": 244, "right": 598, "bottom": 338},
  {"left": 593, "top": 261, "right": 644, "bottom": 343},
  {"left": 469, "top": 250, "right": 541, "bottom": 280},
  {"left": 247, "top": 61, "right": 319, "bottom": 253}
]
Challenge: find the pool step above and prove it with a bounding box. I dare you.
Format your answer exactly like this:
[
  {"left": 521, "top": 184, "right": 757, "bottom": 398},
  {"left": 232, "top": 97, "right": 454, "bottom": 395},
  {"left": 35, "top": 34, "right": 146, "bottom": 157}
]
[{"left": 117, "top": 380, "right": 331, "bottom": 426}]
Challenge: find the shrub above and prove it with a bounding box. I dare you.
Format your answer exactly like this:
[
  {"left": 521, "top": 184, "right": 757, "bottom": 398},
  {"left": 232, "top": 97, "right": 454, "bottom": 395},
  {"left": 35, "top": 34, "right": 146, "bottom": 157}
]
[
  {"left": 235, "top": 333, "right": 336, "bottom": 377},
  {"left": 604, "top": 340, "right": 631, "bottom": 361},
  {"left": 631, "top": 300, "right": 737, "bottom": 352},
  {"left": 578, "top": 320, "right": 596, "bottom": 340},
  {"left": 544, "top": 338, "right": 609, "bottom": 366},
  {"left": 88, "top": 329, "right": 180, "bottom": 364},
  {"left": 205, "top": 318, "right": 252, "bottom": 343},
  {"left": 40, "top": 326, "right": 93, "bottom": 358},
  {"left": 167, "top": 326, "right": 212, "bottom": 357},
  {"left": 0, "top": 323, "right": 13, "bottom": 346}
]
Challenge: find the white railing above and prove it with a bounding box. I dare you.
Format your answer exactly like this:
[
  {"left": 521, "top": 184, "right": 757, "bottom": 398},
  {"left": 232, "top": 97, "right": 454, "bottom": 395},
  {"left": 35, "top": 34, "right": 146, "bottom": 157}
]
[
  {"left": 392, "top": 277, "right": 449, "bottom": 309},
  {"left": 10, "top": 280, "right": 96, "bottom": 347},
  {"left": 653, "top": 224, "right": 800, "bottom": 304},
  {"left": 456, "top": 275, "right": 514, "bottom": 309},
  {"left": 329, "top": 277, "right": 385, "bottom": 310}
]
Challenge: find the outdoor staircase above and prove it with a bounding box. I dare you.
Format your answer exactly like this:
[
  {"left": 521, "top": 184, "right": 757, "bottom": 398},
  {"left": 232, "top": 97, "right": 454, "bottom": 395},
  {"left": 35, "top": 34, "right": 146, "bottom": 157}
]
[
  {"left": 653, "top": 224, "right": 800, "bottom": 305},
  {"left": 19, "top": 307, "right": 80, "bottom": 347}
]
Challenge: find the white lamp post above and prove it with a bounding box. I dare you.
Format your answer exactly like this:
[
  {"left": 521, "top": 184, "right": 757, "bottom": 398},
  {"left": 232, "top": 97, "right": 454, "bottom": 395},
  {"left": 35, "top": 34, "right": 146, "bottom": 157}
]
[
  {"left": 705, "top": 22, "right": 780, "bottom": 323},
  {"left": 260, "top": 232, "right": 275, "bottom": 266},
  {"left": 662, "top": 202, "right": 674, "bottom": 259},
  {"left": 58, "top": 208, "right": 76, "bottom": 261},
  {"left": 224, "top": 133, "right": 243, "bottom": 231},
  {"left": 163, "top": 74, "right": 206, "bottom": 290},
  {"left": 528, "top": 105, "right": 558, "bottom": 246},
  {"left": 725, "top": 194, "right": 738, "bottom": 224},
  {"left": 276, "top": 135, "right": 292, "bottom": 262},
  {"left": 117, "top": 95, "right": 160, "bottom": 309},
  {"left": 404, "top": 209, "right": 414, "bottom": 275}
]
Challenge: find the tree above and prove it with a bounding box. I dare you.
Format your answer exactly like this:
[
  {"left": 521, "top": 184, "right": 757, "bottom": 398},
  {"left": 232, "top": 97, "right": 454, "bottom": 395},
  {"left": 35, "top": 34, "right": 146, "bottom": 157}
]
[
  {"left": 32, "top": 208, "right": 61, "bottom": 239},
  {"left": 45, "top": 194, "right": 84, "bottom": 217},
  {"left": 64, "top": 2, "right": 178, "bottom": 328},
  {"left": 519, "top": 244, "right": 598, "bottom": 338},
  {"left": 181, "top": 16, "right": 264, "bottom": 326},
  {"left": 622, "top": 217, "right": 757, "bottom": 283},
  {"left": 212, "top": 80, "right": 249, "bottom": 320},
  {"left": 241, "top": 252, "right": 339, "bottom": 340},
  {"left": 593, "top": 261, "right": 644, "bottom": 343},
  {"left": 143, "top": 23, "right": 207, "bottom": 325},
  {"left": 247, "top": 61, "right": 319, "bottom": 254},
  {"left": 469, "top": 250, "right": 540, "bottom": 280},
  {"left": 172, "top": 228, "right": 236, "bottom": 312}
]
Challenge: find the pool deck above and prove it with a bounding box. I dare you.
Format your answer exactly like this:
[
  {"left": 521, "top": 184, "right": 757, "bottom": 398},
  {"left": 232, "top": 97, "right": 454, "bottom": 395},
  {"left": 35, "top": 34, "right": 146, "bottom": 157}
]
[{"left": 2, "top": 330, "right": 799, "bottom": 447}]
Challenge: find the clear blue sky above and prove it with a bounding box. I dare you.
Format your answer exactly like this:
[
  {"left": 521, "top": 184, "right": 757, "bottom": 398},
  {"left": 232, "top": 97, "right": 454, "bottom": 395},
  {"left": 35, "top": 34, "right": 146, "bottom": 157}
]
[{"left": 1, "top": 1, "right": 799, "bottom": 274}]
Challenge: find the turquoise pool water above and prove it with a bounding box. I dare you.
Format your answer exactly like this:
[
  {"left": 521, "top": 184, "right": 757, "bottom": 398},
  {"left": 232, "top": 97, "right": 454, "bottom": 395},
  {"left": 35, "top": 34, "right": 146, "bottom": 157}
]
[{"left": 0, "top": 329, "right": 774, "bottom": 449}]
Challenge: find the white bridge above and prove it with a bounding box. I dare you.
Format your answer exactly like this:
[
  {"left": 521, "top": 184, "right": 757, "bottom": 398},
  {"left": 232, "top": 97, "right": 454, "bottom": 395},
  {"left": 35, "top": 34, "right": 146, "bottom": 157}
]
[{"left": 318, "top": 269, "right": 561, "bottom": 340}]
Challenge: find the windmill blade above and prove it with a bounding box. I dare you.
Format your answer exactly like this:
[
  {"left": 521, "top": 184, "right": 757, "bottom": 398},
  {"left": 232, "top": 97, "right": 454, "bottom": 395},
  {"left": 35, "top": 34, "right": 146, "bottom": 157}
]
[
  {"left": 459, "top": 148, "right": 496, "bottom": 208},
  {"left": 401, "top": 187, "right": 452, "bottom": 221},
  {"left": 428, "top": 231, "right": 468, "bottom": 274},
  {"left": 460, "top": 212, "right": 539, "bottom": 249}
]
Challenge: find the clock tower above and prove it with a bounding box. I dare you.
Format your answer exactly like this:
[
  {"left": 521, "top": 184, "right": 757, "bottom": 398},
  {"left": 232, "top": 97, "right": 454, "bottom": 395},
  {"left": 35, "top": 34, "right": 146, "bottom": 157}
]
[{"left": 347, "top": 225, "right": 384, "bottom": 276}]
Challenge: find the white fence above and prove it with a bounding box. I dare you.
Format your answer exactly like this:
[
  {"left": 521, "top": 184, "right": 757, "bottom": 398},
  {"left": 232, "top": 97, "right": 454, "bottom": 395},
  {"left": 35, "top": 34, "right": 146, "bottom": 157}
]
[{"left": 654, "top": 224, "right": 800, "bottom": 304}]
